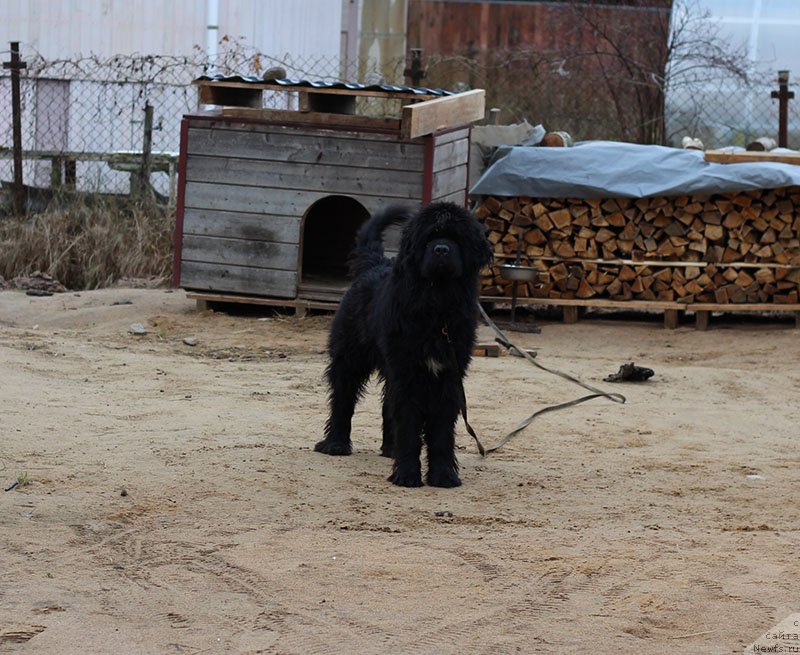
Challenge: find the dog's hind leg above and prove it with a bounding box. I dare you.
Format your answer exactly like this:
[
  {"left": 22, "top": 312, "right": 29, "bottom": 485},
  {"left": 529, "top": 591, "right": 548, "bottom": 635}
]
[
  {"left": 379, "top": 399, "right": 393, "bottom": 457},
  {"left": 314, "top": 357, "right": 371, "bottom": 456}
]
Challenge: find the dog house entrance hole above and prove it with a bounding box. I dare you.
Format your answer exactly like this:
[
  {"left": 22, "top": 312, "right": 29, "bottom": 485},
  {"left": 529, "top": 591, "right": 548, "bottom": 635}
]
[{"left": 299, "top": 196, "right": 370, "bottom": 300}]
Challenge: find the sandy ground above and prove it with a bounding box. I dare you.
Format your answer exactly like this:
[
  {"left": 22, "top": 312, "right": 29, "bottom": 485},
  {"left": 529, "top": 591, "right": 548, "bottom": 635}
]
[{"left": 0, "top": 287, "right": 798, "bottom": 654}]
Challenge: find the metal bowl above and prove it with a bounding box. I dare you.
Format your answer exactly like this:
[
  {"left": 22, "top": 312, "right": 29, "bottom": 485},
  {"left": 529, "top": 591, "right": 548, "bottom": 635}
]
[{"left": 498, "top": 264, "right": 537, "bottom": 282}]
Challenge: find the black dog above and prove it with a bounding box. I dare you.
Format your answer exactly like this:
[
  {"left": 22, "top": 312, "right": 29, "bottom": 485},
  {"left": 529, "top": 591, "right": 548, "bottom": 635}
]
[{"left": 314, "top": 201, "right": 493, "bottom": 487}]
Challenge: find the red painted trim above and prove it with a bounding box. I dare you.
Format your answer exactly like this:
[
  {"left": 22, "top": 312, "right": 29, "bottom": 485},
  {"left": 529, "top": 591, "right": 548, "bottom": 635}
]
[
  {"left": 171, "top": 118, "right": 190, "bottom": 288},
  {"left": 464, "top": 125, "right": 472, "bottom": 208},
  {"left": 422, "top": 134, "right": 434, "bottom": 205}
]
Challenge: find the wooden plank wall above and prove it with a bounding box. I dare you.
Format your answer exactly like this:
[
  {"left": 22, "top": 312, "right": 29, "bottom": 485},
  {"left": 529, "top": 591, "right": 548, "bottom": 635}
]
[
  {"left": 430, "top": 128, "right": 470, "bottom": 205},
  {"left": 180, "top": 119, "right": 427, "bottom": 297}
]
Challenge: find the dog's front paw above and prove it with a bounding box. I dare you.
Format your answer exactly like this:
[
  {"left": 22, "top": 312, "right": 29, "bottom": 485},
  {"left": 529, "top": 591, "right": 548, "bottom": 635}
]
[
  {"left": 427, "top": 467, "right": 462, "bottom": 488},
  {"left": 388, "top": 468, "right": 423, "bottom": 487},
  {"left": 314, "top": 438, "right": 352, "bottom": 456}
]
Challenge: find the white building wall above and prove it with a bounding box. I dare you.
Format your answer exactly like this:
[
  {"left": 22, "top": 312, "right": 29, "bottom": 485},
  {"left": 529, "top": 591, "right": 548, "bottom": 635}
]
[
  {"left": 0, "top": 0, "right": 342, "bottom": 59},
  {"left": 218, "top": 0, "right": 342, "bottom": 60}
]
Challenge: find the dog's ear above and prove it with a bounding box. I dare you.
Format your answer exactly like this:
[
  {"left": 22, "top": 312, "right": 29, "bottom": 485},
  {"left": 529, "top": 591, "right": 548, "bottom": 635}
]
[{"left": 393, "top": 207, "right": 426, "bottom": 272}]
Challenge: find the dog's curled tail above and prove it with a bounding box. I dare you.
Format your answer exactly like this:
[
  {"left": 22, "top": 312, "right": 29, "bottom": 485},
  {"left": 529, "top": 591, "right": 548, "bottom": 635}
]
[{"left": 349, "top": 205, "right": 414, "bottom": 277}]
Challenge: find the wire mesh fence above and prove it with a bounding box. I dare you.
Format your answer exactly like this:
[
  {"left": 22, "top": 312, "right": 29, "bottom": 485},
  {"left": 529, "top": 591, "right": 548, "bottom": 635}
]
[
  {"left": 1, "top": 41, "right": 797, "bottom": 211},
  {"left": 666, "top": 76, "right": 800, "bottom": 150},
  {"left": 420, "top": 51, "right": 799, "bottom": 150}
]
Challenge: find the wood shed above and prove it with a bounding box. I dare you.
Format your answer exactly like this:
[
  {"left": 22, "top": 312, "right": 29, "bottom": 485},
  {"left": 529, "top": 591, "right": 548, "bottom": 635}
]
[
  {"left": 172, "top": 76, "right": 485, "bottom": 310},
  {"left": 474, "top": 145, "right": 800, "bottom": 329}
]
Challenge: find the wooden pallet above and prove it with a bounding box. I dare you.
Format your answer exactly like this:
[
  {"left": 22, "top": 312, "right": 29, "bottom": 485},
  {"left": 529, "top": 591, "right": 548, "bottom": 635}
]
[
  {"left": 187, "top": 291, "right": 338, "bottom": 317},
  {"left": 480, "top": 295, "right": 800, "bottom": 330},
  {"left": 189, "top": 291, "right": 800, "bottom": 329},
  {"left": 689, "top": 302, "right": 800, "bottom": 330}
]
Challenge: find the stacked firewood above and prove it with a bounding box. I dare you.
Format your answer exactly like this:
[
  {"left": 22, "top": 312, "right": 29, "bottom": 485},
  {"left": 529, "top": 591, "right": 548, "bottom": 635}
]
[{"left": 475, "top": 188, "right": 800, "bottom": 304}]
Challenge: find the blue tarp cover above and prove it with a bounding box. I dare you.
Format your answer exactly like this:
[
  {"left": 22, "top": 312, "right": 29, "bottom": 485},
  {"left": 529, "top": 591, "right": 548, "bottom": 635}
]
[{"left": 470, "top": 141, "right": 800, "bottom": 198}]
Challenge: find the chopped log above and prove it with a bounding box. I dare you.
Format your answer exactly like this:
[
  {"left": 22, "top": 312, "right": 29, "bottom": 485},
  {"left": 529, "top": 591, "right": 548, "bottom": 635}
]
[
  {"left": 617, "top": 240, "right": 634, "bottom": 254},
  {"left": 755, "top": 268, "right": 776, "bottom": 284},
  {"left": 606, "top": 212, "right": 627, "bottom": 227},
  {"left": 705, "top": 224, "right": 725, "bottom": 241},
  {"left": 722, "top": 247, "right": 741, "bottom": 263},
  {"left": 512, "top": 213, "right": 533, "bottom": 227},
  {"left": 722, "top": 211, "right": 745, "bottom": 228},
  {"left": 735, "top": 270, "right": 755, "bottom": 287},
  {"left": 595, "top": 228, "right": 615, "bottom": 243},
  {"left": 524, "top": 229, "right": 547, "bottom": 246},
  {"left": 554, "top": 241, "right": 576, "bottom": 258},
  {"left": 753, "top": 244, "right": 773, "bottom": 258},
  {"left": 549, "top": 208, "right": 572, "bottom": 230},
  {"left": 663, "top": 221, "right": 686, "bottom": 237},
  {"left": 576, "top": 278, "right": 596, "bottom": 298},
  {"left": 534, "top": 214, "right": 554, "bottom": 231}
]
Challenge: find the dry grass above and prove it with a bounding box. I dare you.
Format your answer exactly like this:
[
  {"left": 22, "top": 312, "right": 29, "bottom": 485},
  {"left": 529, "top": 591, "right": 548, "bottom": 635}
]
[{"left": 0, "top": 199, "right": 174, "bottom": 289}]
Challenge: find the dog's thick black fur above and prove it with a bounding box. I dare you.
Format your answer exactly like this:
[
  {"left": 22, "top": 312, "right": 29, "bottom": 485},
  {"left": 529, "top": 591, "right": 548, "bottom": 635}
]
[{"left": 314, "top": 201, "right": 493, "bottom": 487}]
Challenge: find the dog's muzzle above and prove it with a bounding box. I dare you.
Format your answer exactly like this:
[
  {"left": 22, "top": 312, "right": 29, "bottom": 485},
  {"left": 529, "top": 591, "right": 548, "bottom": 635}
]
[{"left": 422, "top": 238, "right": 462, "bottom": 280}]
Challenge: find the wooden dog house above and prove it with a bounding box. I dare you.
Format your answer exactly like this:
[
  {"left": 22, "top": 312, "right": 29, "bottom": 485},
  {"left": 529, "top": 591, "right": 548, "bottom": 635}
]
[{"left": 172, "top": 76, "right": 485, "bottom": 309}]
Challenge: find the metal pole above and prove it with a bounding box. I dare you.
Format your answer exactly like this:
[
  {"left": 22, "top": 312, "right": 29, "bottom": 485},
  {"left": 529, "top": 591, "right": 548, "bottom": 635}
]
[{"left": 3, "top": 41, "right": 27, "bottom": 214}]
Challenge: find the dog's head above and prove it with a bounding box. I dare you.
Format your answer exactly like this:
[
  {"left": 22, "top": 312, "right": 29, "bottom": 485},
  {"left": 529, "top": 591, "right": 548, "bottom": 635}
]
[{"left": 397, "top": 202, "right": 493, "bottom": 283}]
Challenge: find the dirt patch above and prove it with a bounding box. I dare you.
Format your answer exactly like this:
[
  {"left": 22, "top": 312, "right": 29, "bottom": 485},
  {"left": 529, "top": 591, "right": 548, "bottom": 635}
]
[{"left": 1, "top": 288, "right": 798, "bottom": 653}]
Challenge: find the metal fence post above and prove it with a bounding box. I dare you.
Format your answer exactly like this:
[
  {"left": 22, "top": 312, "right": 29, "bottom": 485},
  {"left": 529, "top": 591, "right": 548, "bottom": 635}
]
[
  {"left": 3, "top": 41, "right": 27, "bottom": 215},
  {"left": 139, "top": 102, "right": 154, "bottom": 199},
  {"left": 404, "top": 49, "right": 426, "bottom": 87},
  {"left": 771, "top": 70, "right": 795, "bottom": 148}
]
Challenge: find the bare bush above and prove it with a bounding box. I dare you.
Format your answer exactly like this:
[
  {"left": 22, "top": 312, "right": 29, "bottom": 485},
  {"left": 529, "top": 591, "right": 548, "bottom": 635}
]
[{"left": 0, "top": 200, "right": 174, "bottom": 289}]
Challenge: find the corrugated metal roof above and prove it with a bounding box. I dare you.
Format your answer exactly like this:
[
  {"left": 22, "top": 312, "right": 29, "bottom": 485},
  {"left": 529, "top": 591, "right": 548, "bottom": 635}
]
[{"left": 196, "top": 74, "right": 456, "bottom": 97}]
